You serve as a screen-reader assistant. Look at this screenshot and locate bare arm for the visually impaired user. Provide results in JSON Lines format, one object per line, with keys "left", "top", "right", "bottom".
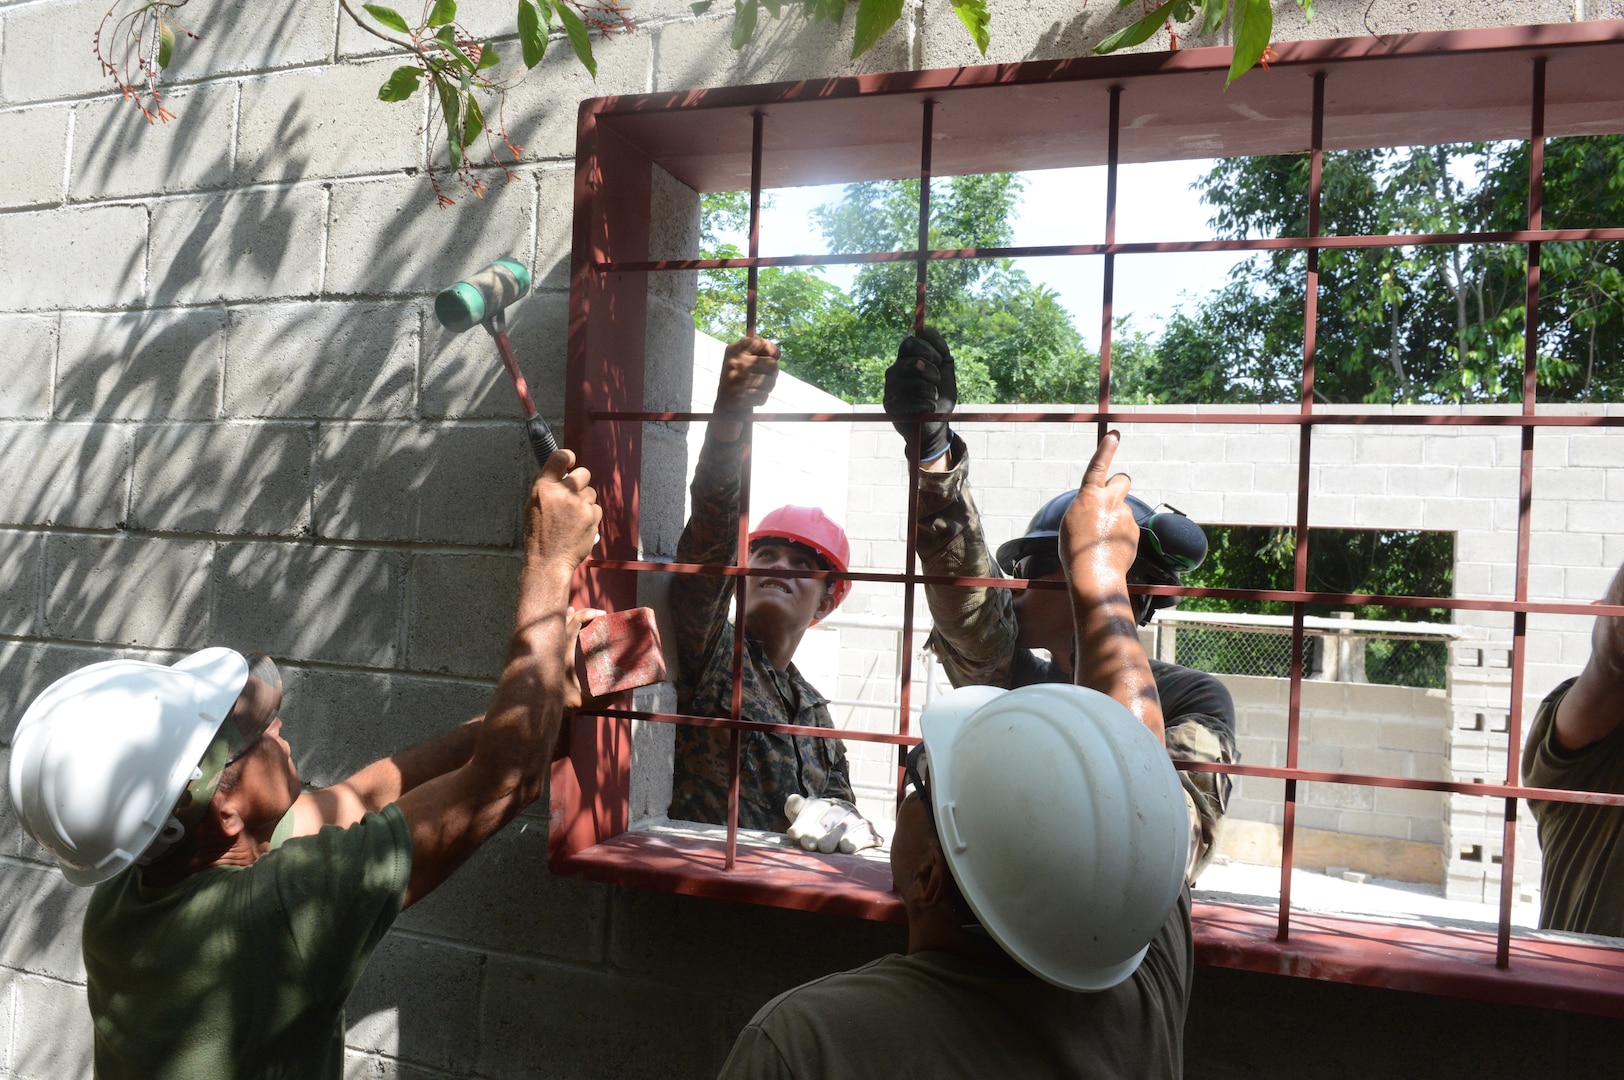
{"left": 289, "top": 718, "right": 483, "bottom": 837}
{"left": 1553, "top": 561, "right": 1624, "bottom": 751}
{"left": 1058, "top": 431, "right": 1164, "bottom": 742}
{"left": 389, "top": 449, "right": 601, "bottom": 907}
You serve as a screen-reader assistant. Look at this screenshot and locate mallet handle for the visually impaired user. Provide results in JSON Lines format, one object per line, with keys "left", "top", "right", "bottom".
{"left": 487, "top": 325, "right": 557, "bottom": 466}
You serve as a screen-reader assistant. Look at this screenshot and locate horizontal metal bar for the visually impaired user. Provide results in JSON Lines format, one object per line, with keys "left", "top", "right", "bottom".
{"left": 604, "top": 227, "right": 1624, "bottom": 273}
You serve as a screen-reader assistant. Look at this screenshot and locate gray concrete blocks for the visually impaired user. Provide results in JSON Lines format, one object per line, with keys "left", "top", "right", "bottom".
{"left": 919, "top": 0, "right": 1179, "bottom": 68}
{"left": 224, "top": 301, "right": 417, "bottom": 420}
{"left": 405, "top": 552, "right": 519, "bottom": 677}
{"left": 70, "top": 83, "right": 236, "bottom": 199}
{"left": 501, "top": 30, "right": 655, "bottom": 161}
{"left": 0, "top": 315, "right": 55, "bottom": 419}
{"left": 0, "top": 105, "right": 68, "bottom": 207}
{"left": 394, "top": 820, "right": 611, "bottom": 963}
{"left": 0, "top": 529, "right": 43, "bottom": 638}
{"left": 0, "top": 861, "right": 90, "bottom": 981}
{"left": 0, "top": 423, "right": 129, "bottom": 529}
{"left": 215, "top": 541, "right": 404, "bottom": 667}
{"left": 653, "top": 11, "right": 903, "bottom": 94}
{"left": 6, "top": 971, "right": 93, "bottom": 1080}
{"left": 56, "top": 308, "right": 226, "bottom": 420}
{"left": 44, "top": 533, "right": 212, "bottom": 648}
{"left": 131, "top": 421, "right": 313, "bottom": 536}
{"left": 160, "top": 0, "right": 337, "bottom": 82}
{"left": 236, "top": 60, "right": 427, "bottom": 184}
{"left": 345, "top": 935, "right": 484, "bottom": 1075}
{"left": 148, "top": 186, "right": 327, "bottom": 304}
{"left": 0, "top": 0, "right": 115, "bottom": 105}
{"left": 0, "top": 205, "right": 148, "bottom": 310}
{"left": 313, "top": 422, "right": 530, "bottom": 546}
{"left": 533, "top": 164, "right": 578, "bottom": 291}
{"left": 324, "top": 174, "right": 535, "bottom": 297}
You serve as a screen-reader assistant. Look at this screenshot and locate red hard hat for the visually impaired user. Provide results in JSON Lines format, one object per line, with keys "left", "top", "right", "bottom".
{"left": 749, "top": 505, "right": 852, "bottom": 615}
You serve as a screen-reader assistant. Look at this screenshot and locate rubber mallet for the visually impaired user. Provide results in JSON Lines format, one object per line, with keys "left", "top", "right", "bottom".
{"left": 435, "top": 259, "right": 668, "bottom": 700}
{"left": 435, "top": 258, "right": 558, "bottom": 468}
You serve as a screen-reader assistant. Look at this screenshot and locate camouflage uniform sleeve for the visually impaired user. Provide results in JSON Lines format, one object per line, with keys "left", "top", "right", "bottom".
{"left": 917, "top": 434, "right": 1019, "bottom": 689}
{"left": 671, "top": 435, "right": 747, "bottom": 695}
{"left": 1167, "top": 717, "right": 1236, "bottom": 882}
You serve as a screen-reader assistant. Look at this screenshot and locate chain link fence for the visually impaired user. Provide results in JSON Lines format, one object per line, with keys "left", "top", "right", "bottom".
{"left": 1157, "top": 614, "right": 1454, "bottom": 690}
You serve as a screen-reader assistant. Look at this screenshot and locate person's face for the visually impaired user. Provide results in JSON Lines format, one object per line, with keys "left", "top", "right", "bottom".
{"left": 743, "top": 541, "right": 834, "bottom": 636}
{"left": 1012, "top": 571, "right": 1073, "bottom": 652}
{"left": 222, "top": 717, "right": 301, "bottom": 832}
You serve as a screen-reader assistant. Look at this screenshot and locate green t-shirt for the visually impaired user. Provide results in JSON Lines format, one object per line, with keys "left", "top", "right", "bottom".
{"left": 717, "top": 887, "right": 1193, "bottom": 1080}
{"left": 82, "top": 803, "right": 413, "bottom": 1079}
{"left": 1521, "top": 677, "right": 1624, "bottom": 937}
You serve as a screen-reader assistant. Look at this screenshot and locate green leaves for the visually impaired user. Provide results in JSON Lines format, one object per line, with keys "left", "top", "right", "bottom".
{"left": 428, "top": 0, "right": 458, "bottom": 26}
{"left": 554, "top": 0, "right": 596, "bottom": 78}
{"left": 1093, "top": 0, "right": 1178, "bottom": 55}
{"left": 851, "top": 0, "right": 903, "bottom": 58}
{"left": 436, "top": 77, "right": 462, "bottom": 169}
{"left": 732, "top": 0, "right": 758, "bottom": 49}
{"left": 377, "top": 65, "right": 423, "bottom": 101}
{"left": 691, "top": 0, "right": 714, "bottom": 11}
{"left": 363, "top": 4, "right": 411, "bottom": 34}
{"left": 1200, "top": 0, "right": 1226, "bottom": 36}
{"left": 477, "top": 43, "right": 501, "bottom": 70}
{"left": 949, "top": 0, "right": 990, "bottom": 55}
{"left": 156, "top": 20, "right": 175, "bottom": 69}
{"left": 464, "top": 92, "right": 485, "bottom": 149}
{"left": 1226, "top": 0, "right": 1273, "bottom": 86}
{"left": 517, "top": 0, "right": 547, "bottom": 66}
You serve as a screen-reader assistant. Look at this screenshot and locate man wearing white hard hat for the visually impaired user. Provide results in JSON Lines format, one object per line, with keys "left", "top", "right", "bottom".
{"left": 718, "top": 431, "right": 1203, "bottom": 1079}
{"left": 667, "top": 336, "right": 881, "bottom": 854}
{"left": 8, "top": 449, "right": 602, "bottom": 1079}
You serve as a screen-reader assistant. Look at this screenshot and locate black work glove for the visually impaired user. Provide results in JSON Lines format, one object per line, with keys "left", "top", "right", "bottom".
{"left": 884, "top": 326, "right": 956, "bottom": 463}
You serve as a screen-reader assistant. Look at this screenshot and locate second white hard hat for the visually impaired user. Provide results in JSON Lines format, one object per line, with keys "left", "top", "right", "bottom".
{"left": 918, "top": 682, "right": 1189, "bottom": 991}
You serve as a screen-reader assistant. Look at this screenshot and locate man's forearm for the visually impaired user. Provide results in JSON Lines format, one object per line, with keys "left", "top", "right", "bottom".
{"left": 1070, "top": 582, "right": 1164, "bottom": 741}
{"left": 335, "top": 718, "right": 483, "bottom": 812}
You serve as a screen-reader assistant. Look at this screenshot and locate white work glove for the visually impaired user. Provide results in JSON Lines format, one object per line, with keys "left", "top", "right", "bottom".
{"left": 784, "top": 794, "right": 883, "bottom": 854}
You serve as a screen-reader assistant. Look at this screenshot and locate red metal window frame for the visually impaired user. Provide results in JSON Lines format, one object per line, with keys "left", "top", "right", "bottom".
{"left": 551, "top": 21, "right": 1624, "bottom": 1016}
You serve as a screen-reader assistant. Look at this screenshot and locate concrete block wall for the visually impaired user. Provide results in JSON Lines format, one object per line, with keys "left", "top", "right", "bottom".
{"left": 1, "top": 1, "right": 1613, "bottom": 1077}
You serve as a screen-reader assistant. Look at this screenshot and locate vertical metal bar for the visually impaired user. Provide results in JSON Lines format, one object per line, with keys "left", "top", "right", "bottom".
{"left": 724, "top": 110, "right": 768, "bottom": 869}
{"left": 1097, "top": 86, "right": 1122, "bottom": 440}
{"left": 1497, "top": 56, "right": 1546, "bottom": 968}
{"left": 1279, "top": 71, "right": 1326, "bottom": 942}
{"left": 898, "top": 99, "right": 935, "bottom": 781}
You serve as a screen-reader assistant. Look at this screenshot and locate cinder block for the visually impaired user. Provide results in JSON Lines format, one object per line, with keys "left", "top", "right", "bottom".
{"left": 393, "top": 817, "right": 610, "bottom": 963}
{"left": 1301, "top": 780, "right": 1374, "bottom": 812}
{"left": 1317, "top": 465, "right": 1386, "bottom": 496}
{"left": 0, "top": 205, "right": 147, "bottom": 310}
{"left": 1423, "top": 433, "right": 1507, "bottom": 467}
{"left": 1529, "top": 529, "right": 1605, "bottom": 569}
{"left": 236, "top": 60, "right": 426, "bottom": 183}
{"left": 160, "top": 0, "right": 336, "bottom": 80}
{"left": 0, "top": 423, "right": 129, "bottom": 529}
{"left": 1528, "top": 465, "right": 1606, "bottom": 501}
{"left": 1374, "top": 785, "right": 1446, "bottom": 820}
{"left": 225, "top": 301, "right": 416, "bottom": 420}
{"left": 313, "top": 422, "right": 529, "bottom": 546}
{"left": 1570, "top": 431, "right": 1624, "bottom": 468}
{"left": 1274, "top": 0, "right": 1571, "bottom": 39}
{"left": 1381, "top": 465, "right": 1458, "bottom": 497}
{"left": 647, "top": 163, "right": 700, "bottom": 307}
{"left": 421, "top": 289, "right": 568, "bottom": 420}
{"left": 130, "top": 422, "right": 312, "bottom": 536}
{"left": 45, "top": 533, "right": 212, "bottom": 648}
{"left": 921, "top": 0, "right": 1185, "bottom": 67}
{"left": 324, "top": 174, "right": 534, "bottom": 297}
{"left": 56, "top": 309, "right": 225, "bottom": 420}
{"left": 0, "top": 858, "right": 91, "bottom": 981}
{"left": 277, "top": 666, "right": 491, "bottom": 786}
{"left": 0, "top": 528, "right": 43, "bottom": 637}
{"left": 1349, "top": 495, "right": 1424, "bottom": 529}
{"left": 8, "top": 971, "right": 93, "bottom": 1080}
{"left": 477, "top": 954, "right": 734, "bottom": 1080}
{"left": 1378, "top": 719, "right": 1445, "bottom": 755}
{"left": 148, "top": 187, "right": 327, "bottom": 304}
{"left": 69, "top": 83, "right": 234, "bottom": 199}
{"left": 653, "top": 13, "right": 908, "bottom": 94}
{"left": 0, "top": 105, "right": 68, "bottom": 207}
{"left": 0, "top": 640, "right": 126, "bottom": 744}
{"left": 405, "top": 552, "right": 520, "bottom": 677}
{"left": 645, "top": 298, "right": 700, "bottom": 414}
{"left": 215, "top": 541, "right": 404, "bottom": 667}
{"left": 0, "top": 0, "right": 111, "bottom": 104}
{"left": 345, "top": 935, "right": 483, "bottom": 1075}
{"left": 1422, "top": 498, "right": 1496, "bottom": 531}
{"left": 0, "top": 315, "right": 55, "bottom": 419}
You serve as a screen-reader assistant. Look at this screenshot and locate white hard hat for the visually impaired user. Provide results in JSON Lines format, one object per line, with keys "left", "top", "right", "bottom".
{"left": 918, "top": 682, "right": 1189, "bottom": 991}
{"left": 6, "top": 648, "right": 278, "bottom": 886}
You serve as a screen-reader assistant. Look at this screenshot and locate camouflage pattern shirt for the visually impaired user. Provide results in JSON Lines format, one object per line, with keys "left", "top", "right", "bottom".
{"left": 667, "top": 435, "right": 856, "bottom": 833}
{"left": 915, "top": 434, "right": 1240, "bottom": 877}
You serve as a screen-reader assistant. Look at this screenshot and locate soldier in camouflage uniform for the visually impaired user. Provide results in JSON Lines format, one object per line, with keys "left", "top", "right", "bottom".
{"left": 668, "top": 336, "right": 881, "bottom": 852}
{"left": 884, "top": 327, "right": 1238, "bottom": 874}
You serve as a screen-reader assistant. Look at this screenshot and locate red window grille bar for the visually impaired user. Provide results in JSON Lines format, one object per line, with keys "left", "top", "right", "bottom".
{"left": 553, "top": 21, "right": 1624, "bottom": 1016}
